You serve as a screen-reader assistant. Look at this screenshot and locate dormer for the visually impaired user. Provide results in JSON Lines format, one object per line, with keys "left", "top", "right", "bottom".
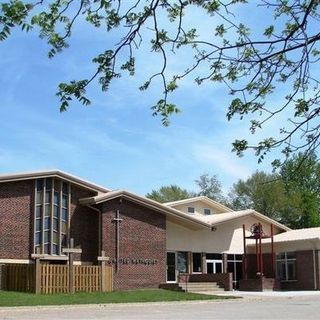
{"left": 164, "top": 196, "right": 233, "bottom": 216}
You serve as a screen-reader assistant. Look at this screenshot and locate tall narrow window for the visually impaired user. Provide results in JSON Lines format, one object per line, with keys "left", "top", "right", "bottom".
{"left": 35, "top": 180, "right": 43, "bottom": 253}
{"left": 43, "top": 178, "right": 52, "bottom": 254}
{"left": 177, "top": 252, "right": 188, "bottom": 273}
{"left": 61, "top": 182, "right": 69, "bottom": 248}
{"left": 227, "top": 254, "right": 243, "bottom": 289}
{"left": 52, "top": 181, "right": 60, "bottom": 255}
{"left": 192, "top": 253, "right": 202, "bottom": 273}
{"left": 34, "top": 178, "right": 69, "bottom": 255}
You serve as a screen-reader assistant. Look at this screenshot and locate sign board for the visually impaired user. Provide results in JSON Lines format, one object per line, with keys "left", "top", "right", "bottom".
{"left": 62, "top": 248, "right": 82, "bottom": 254}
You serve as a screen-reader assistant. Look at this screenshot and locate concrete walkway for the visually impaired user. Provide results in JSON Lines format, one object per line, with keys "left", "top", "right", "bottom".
{"left": 0, "top": 291, "right": 320, "bottom": 320}
{"left": 212, "top": 290, "right": 320, "bottom": 299}
{"left": 1, "top": 291, "right": 320, "bottom": 320}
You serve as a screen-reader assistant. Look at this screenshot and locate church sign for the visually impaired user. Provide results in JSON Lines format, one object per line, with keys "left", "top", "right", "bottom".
{"left": 107, "top": 258, "right": 158, "bottom": 265}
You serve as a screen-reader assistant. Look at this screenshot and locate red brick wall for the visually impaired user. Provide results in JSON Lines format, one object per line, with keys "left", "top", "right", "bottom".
{"left": 0, "top": 180, "right": 34, "bottom": 259}
{"left": 188, "top": 273, "right": 233, "bottom": 291}
{"left": 70, "top": 187, "right": 99, "bottom": 263}
{"left": 245, "top": 250, "right": 317, "bottom": 290}
{"left": 239, "top": 277, "right": 280, "bottom": 291}
{"left": 101, "top": 198, "right": 166, "bottom": 290}
{"left": 245, "top": 253, "right": 275, "bottom": 278}
{"left": 263, "top": 253, "right": 275, "bottom": 278}
{"left": 0, "top": 180, "right": 99, "bottom": 263}
{"left": 281, "top": 250, "right": 315, "bottom": 290}
{"left": 246, "top": 254, "right": 258, "bottom": 278}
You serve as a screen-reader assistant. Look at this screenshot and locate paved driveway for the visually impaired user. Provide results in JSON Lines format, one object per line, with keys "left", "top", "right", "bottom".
{"left": 1, "top": 293, "right": 320, "bottom": 320}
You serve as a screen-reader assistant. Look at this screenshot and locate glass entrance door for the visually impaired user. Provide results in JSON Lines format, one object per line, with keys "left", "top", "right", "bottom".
{"left": 206, "top": 260, "right": 223, "bottom": 274}
{"left": 167, "top": 252, "right": 176, "bottom": 282}
{"left": 227, "top": 254, "right": 243, "bottom": 289}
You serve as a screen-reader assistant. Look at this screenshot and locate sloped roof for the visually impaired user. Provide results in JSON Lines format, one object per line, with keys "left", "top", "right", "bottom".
{"left": 0, "top": 169, "right": 291, "bottom": 232}
{"left": 80, "top": 190, "right": 290, "bottom": 232}
{"left": 195, "top": 209, "right": 254, "bottom": 224}
{"left": 272, "top": 227, "right": 320, "bottom": 243}
{"left": 194, "top": 209, "right": 290, "bottom": 231}
{"left": 79, "top": 190, "right": 211, "bottom": 229}
{"left": 246, "top": 227, "right": 320, "bottom": 248}
{"left": 164, "top": 196, "right": 232, "bottom": 212}
{"left": 0, "top": 170, "right": 110, "bottom": 193}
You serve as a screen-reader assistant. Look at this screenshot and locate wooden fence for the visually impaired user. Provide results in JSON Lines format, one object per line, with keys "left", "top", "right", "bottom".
{"left": 0, "top": 264, "right": 35, "bottom": 293}
{"left": 40, "top": 264, "right": 69, "bottom": 294}
{"left": 0, "top": 263, "right": 113, "bottom": 294}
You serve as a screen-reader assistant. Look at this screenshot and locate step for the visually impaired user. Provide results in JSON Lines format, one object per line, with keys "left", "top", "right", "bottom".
{"left": 180, "top": 287, "right": 225, "bottom": 292}
{"left": 180, "top": 286, "right": 223, "bottom": 291}
{"left": 179, "top": 282, "right": 222, "bottom": 288}
{"left": 178, "top": 282, "right": 225, "bottom": 292}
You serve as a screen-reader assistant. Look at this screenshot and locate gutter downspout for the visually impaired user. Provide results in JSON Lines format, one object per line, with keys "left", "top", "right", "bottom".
{"left": 313, "top": 249, "right": 318, "bottom": 290}
{"left": 87, "top": 205, "right": 102, "bottom": 254}
{"left": 309, "top": 240, "right": 317, "bottom": 290}
{"left": 313, "top": 249, "right": 317, "bottom": 290}
{"left": 318, "top": 249, "right": 320, "bottom": 290}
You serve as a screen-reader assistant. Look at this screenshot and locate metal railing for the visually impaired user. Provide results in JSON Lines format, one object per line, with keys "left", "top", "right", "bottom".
{"left": 177, "top": 272, "right": 189, "bottom": 292}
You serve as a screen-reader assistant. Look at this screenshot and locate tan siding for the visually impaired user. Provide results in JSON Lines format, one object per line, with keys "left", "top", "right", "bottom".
{"left": 167, "top": 216, "right": 283, "bottom": 254}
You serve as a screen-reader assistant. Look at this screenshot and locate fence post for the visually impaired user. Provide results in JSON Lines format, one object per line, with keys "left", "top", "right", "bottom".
{"left": 62, "top": 238, "right": 82, "bottom": 294}
{"left": 31, "top": 249, "right": 46, "bottom": 294}
{"left": 98, "top": 250, "right": 110, "bottom": 292}
{"left": 69, "top": 238, "right": 75, "bottom": 294}
{"left": 2, "top": 264, "right": 6, "bottom": 290}
{"left": 69, "top": 248, "right": 74, "bottom": 294}
{"left": 35, "top": 258, "right": 41, "bottom": 294}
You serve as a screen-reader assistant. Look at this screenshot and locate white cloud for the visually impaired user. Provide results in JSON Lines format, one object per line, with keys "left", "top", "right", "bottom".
{"left": 193, "top": 144, "right": 251, "bottom": 180}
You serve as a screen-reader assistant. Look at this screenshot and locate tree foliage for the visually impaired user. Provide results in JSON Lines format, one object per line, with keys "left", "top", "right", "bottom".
{"left": 146, "top": 184, "right": 193, "bottom": 203}
{"left": 280, "top": 152, "right": 320, "bottom": 228}
{"left": 146, "top": 173, "right": 223, "bottom": 203}
{"left": 1, "top": 1, "right": 320, "bottom": 163}
{"left": 230, "top": 153, "right": 320, "bottom": 228}
{"left": 147, "top": 160, "right": 320, "bottom": 229}
{"left": 229, "top": 171, "right": 285, "bottom": 221}
{"left": 195, "top": 173, "right": 224, "bottom": 202}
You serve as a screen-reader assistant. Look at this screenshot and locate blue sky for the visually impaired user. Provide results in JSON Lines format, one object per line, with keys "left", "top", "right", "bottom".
{"left": 0, "top": 2, "right": 287, "bottom": 196}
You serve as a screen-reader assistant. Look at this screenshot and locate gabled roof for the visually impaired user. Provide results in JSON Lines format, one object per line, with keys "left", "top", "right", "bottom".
{"left": 0, "top": 170, "right": 110, "bottom": 193}
{"left": 0, "top": 169, "right": 291, "bottom": 232}
{"left": 79, "top": 190, "right": 211, "bottom": 229}
{"left": 194, "top": 209, "right": 291, "bottom": 231}
{"left": 164, "top": 196, "right": 233, "bottom": 212}
{"left": 80, "top": 191, "right": 290, "bottom": 232}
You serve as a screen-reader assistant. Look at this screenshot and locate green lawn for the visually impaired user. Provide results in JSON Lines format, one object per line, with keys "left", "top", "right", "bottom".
{"left": 0, "top": 289, "right": 237, "bottom": 307}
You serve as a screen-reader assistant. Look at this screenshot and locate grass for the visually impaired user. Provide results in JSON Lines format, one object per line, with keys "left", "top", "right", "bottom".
{"left": 0, "top": 289, "right": 237, "bottom": 307}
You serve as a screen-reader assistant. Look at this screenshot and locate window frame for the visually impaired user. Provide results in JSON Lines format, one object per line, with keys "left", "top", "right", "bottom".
{"left": 34, "top": 178, "right": 70, "bottom": 256}
{"left": 187, "top": 207, "right": 195, "bottom": 214}
{"left": 177, "top": 251, "right": 188, "bottom": 273}
{"left": 192, "top": 252, "right": 202, "bottom": 273}
{"left": 276, "top": 252, "right": 297, "bottom": 282}
{"left": 204, "top": 208, "right": 211, "bottom": 215}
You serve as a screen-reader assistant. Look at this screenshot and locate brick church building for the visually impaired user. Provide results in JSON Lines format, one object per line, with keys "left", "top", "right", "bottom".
{"left": 0, "top": 170, "right": 319, "bottom": 291}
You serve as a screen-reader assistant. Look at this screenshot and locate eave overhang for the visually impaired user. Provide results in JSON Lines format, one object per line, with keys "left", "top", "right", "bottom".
{"left": 0, "top": 170, "right": 110, "bottom": 194}
{"left": 79, "top": 190, "right": 212, "bottom": 230}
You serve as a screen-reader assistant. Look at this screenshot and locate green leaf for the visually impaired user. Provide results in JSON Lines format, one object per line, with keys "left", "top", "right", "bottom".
{"left": 264, "top": 25, "right": 274, "bottom": 38}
